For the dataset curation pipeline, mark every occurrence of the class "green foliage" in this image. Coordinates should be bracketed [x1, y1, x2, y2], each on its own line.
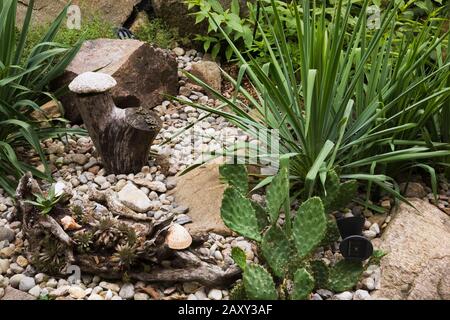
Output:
[20, 15, 115, 60]
[184, 0, 254, 59]
[327, 260, 364, 292]
[261, 225, 292, 277]
[231, 246, 247, 270]
[369, 249, 388, 265]
[220, 162, 367, 299]
[265, 165, 289, 223]
[292, 197, 327, 259]
[0, 0, 84, 195]
[24, 185, 62, 215]
[292, 268, 315, 300]
[243, 263, 278, 300]
[310, 260, 329, 289]
[322, 170, 358, 212]
[133, 17, 179, 49]
[221, 187, 262, 241]
[181, 0, 450, 203]
[219, 163, 248, 194]
[229, 280, 248, 300]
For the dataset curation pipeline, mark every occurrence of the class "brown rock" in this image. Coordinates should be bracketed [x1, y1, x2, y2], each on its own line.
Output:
[372, 199, 450, 300]
[53, 39, 178, 122]
[190, 61, 222, 94]
[169, 164, 231, 236]
[16, 0, 140, 28]
[1, 287, 36, 300]
[30, 100, 62, 125]
[399, 182, 427, 198]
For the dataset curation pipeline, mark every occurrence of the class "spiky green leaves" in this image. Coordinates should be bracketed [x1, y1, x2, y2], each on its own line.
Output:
[243, 264, 278, 300]
[219, 164, 248, 194]
[261, 225, 292, 277]
[327, 260, 364, 292]
[221, 187, 262, 241]
[291, 268, 314, 300]
[266, 166, 289, 223]
[292, 197, 327, 259]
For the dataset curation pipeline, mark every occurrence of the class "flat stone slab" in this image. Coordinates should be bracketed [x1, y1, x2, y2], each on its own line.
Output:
[169, 164, 232, 237]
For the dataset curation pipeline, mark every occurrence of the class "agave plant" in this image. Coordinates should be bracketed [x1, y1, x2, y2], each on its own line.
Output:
[0, 0, 84, 195]
[177, 0, 450, 201]
[24, 185, 63, 215]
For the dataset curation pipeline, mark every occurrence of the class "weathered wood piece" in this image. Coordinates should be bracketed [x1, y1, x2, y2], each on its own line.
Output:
[69, 72, 162, 174]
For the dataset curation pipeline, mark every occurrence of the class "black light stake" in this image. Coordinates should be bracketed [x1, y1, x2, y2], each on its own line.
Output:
[337, 216, 373, 261]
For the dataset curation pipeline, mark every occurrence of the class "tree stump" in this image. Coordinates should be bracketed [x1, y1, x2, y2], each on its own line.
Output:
[68, 72, 162, 174]
[14, 173, 241, 287]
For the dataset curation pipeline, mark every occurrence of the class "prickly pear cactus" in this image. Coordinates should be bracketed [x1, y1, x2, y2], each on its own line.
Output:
[310, 260, 329, 289]
[291, 268, 315, 300]
[231, 246, 247, 270]
[320, 218, 341, 246]
[266, 166, 289, 223]
[219, 164, 248, 194]
[261, 225, 292, 277]
[322, 170, 358, 212]
[243, 264, 278, 300]
[292, 197, 327, 259]
[327, 260, 364, 292]
[229, 281, 247, 300]
[221, 187, 262, 241]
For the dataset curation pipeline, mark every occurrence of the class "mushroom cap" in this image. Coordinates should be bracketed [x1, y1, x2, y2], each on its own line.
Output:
[68, 72, 117, 94]
[165, 223, 192, 250]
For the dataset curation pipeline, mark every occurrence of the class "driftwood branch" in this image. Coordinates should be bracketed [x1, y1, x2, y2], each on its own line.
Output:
[14, 173, 241, 288]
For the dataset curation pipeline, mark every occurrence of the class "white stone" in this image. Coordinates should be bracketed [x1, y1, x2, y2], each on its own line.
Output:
[208, 289, 222, 300]
[118, 183, 152, 212]
[362, 277, 375, 291]
[69, 286, 86, 299]
[69, 72, 117, 94]
[353, 289, 371, 300]
[370, 223, 380, 234]
[88, 293, 104, 300]
[333, 291, 353, 300]
[134, 292, 149, 300]
[28, 285, 41, 298]
[19, 276, 35, 291]
[119, 283, 135, 299]
[0, 259, 10, 274]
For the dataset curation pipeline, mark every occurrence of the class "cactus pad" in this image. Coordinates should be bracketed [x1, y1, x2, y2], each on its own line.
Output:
[219, 164, 248, 194]
[292, 197, 327, 259]
[243, 264, 278, 300]
[327, 260, 364, 292]
[266, 166, 289, 223]
[261, 225, 292, 277]
[291, 268, 314, 300]
[221, 187, 262, 241]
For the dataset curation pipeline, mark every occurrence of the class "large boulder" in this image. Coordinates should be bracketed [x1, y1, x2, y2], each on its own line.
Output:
[151, 0, 253, 37]
[169, 164, 232, 237]
[372, 198, 450, 300]
[53, 39, 178, 123]
[16, 0, 140, 28]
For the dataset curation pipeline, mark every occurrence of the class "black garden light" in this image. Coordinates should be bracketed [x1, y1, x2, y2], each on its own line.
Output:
[337, 216, 373, 261]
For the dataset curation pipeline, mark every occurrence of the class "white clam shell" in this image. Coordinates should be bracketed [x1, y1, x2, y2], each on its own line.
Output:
[165, 223, 192, 250]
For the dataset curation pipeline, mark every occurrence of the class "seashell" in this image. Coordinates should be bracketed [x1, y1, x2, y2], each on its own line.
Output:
[165, 223, 192, 250]
[61, 215, 82, 231]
